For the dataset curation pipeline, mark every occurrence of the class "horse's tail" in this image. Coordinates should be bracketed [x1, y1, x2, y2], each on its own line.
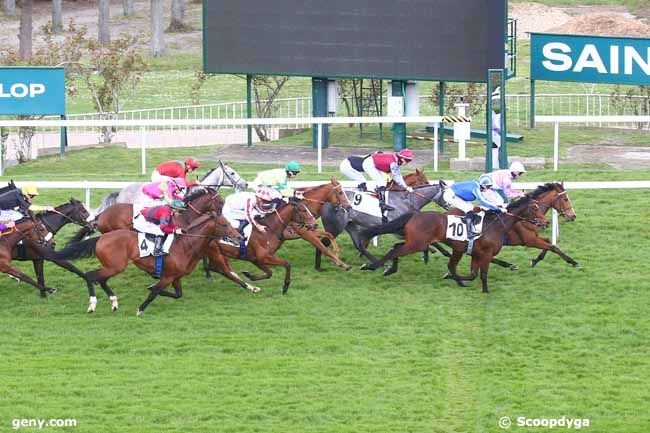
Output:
[361, 212, 414, 239]
[94, 192, 119, 215]
[50, 237, 100, 261]
[66, 224, 97, 247]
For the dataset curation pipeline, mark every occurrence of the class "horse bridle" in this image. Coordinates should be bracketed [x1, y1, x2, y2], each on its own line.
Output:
[537, 190, 574, 217]
[300, 183, 349, 210]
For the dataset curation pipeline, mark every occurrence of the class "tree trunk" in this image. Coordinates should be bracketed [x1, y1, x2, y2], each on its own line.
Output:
[52, 0, 63, 33]
[2, 0, 16, 16]
[18, 0, 33, 61]
[150, 0, 166, 57]
[122, 0, 134, 16]
[168, 0, 187, 32]
[98, 0, 110, 45]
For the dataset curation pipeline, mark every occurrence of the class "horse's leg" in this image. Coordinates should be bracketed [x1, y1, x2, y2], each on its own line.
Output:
[158, 279, 184, 298]
[202, 256, 214, 280]
[48, 258, 95, 285]
[246, 256, 292, 294]
[442, 249, 468, 287]
[452, 255, 479, 283]
[348, 228, 381, 267]
[0, 260, 57, 296]
[206, 252, 261, 293]
[526, 236, 581, 268]
[479, 258, 492, 293]
[138, 277, 174, 315]
[531, 250, 548, 267]
[382, 245, 404, 276]
[314, 228, 342, 272]
[297, 228, 351, 271]
[361, 237, 427, 272]
[98, 279, 119, 312]
[430, 243, 452, 258]
[33, 259, 45, 287]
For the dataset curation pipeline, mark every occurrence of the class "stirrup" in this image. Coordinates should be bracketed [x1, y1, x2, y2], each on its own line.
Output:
[380, 203, 395, 212]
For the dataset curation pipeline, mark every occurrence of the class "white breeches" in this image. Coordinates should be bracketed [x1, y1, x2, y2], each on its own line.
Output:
[339, 159, 368, 183]
[443, 189, 474, 213]
[132, 214, 164, 236]
[361, 157, 387, 188]
[151, 170, 173, 183]
[0, 209, 24, 222]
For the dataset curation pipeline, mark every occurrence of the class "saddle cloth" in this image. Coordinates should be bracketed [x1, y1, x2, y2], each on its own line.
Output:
[446, 212, 485, 242]
[137, 233, 174, 258]
[344, 189, 390, 218]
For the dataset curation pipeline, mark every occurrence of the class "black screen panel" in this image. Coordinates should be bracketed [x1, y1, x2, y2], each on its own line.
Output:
[204, 0, 506, 82]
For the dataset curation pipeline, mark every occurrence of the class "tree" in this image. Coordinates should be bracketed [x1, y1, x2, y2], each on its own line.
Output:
[150, 0, 166, 56]
[52, 0, 63, 33]
[2, 0, 16, 16]
[18, 0, 33, 60]
[168, 0, 189, 32]
[122, 0, 135, 16]
[98, 0, 110, 44]
[191, 73, 290, 142]
[611, 85, 650, 129]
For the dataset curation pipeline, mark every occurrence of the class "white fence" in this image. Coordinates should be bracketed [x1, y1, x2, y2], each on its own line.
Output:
[44, 93, 650, 131]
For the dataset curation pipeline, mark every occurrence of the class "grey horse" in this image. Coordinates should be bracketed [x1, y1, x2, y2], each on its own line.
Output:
[315, 183, 446, 270]
[92, 160, 248, 215]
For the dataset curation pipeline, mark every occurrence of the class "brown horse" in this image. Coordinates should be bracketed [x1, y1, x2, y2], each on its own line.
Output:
[0, 217, 56, 297]
[361, 199, 547, 293]
[68, 186, 224, 242]
[206, 199, 318, 294]
[430, 182, 579, 271]
[47, 211, 241, 314]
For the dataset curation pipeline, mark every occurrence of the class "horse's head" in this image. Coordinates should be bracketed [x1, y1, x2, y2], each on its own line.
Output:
[551, 183, 576, 222]
[201, 161, 248, 192]
[328, 178, 351, 209]
[184, 187, 224, 215]
[289, 200, 318, 230]
[411, 168, 430, 187]
[62, 198, 91, 224]
[211, 212, 242, 240]
[519, 200, 549, 229]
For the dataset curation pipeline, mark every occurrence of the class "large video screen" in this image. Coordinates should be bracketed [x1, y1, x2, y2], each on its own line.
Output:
[203, 0, 506, 82]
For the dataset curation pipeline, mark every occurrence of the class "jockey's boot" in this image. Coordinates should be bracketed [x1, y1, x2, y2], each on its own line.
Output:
[465, 211, 479, 239]
[376, 186, 394, 212]
[357, 182, 367, 192]
[153, 236, 165, 256]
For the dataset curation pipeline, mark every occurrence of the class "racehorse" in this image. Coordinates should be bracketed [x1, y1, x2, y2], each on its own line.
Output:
[93, 160, 247, 215]
[361, 199, 547, 293]
[429, 182, 579, 270]
[68, 186, 224, 243]
[13, 199, 92, 290]
[316, 169, 444, 270]
[46, 211, 242, 315]
[202, 178, 354, 280]
[0, 217, 57, 296]
[205, 199, 318, 294]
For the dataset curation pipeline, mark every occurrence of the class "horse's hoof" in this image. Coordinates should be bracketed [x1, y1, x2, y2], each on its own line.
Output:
[530, 260, 538, 268]
[442, 272, 452, 280]
[343, 265, 352, 271]
[242, 271, 253, 279]
[110, 296, 119, 312]
[359, 264, 375, 271]
[574, 263, 582, 270]
[87, 307, 95, 314]
[509, 264, 519, 271]
[282, 284, 290, 295]
[136, 309, 144, 316]
[314, 268, 323, 273]
[205, 274, 214, 281]
[47, 287, 57, 294]
[383, 268, 396, 277]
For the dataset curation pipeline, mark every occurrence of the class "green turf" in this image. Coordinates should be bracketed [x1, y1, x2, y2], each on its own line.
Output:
[1, 149, 649, 432]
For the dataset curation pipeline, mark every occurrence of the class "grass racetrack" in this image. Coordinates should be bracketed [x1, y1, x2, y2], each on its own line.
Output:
[1, 152, 649, 432]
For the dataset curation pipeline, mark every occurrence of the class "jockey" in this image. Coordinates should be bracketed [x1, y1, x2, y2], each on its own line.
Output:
[151, 158, 201, 185]
[137, 200, 186, 256]
[138, 177, 187, 210]
[222, 186, 282, 241]
[251, 161, 303, 199]
[0, 184, 55, 224]
[443, 175, 506, 238]
[485, 161, 526, 201]
[361, 149, 414, 213]
[339, 154, 372, 191]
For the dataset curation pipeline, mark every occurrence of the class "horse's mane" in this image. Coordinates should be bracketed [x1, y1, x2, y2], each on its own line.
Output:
[507, 182, 560, 211]
[184, 186, 210, 202]
[199, 168, 215, 182]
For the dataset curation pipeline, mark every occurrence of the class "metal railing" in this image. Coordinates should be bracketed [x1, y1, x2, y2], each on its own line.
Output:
[44, 93, 650, 132]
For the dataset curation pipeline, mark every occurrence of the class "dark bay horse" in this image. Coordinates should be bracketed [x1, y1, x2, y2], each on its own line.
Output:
[205, 200, 318, 294]
[430, 182, 579, 270]
[46, 212, 241, 315]
[13, 199, 91, 290]
[361, 200, 547, 293]
[315, 169, 442, 270]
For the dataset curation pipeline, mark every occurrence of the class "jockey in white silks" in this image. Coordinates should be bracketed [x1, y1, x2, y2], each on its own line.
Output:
[222, 186, 282, 241]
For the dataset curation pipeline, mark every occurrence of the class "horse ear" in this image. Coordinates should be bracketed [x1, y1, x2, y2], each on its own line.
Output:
[416, 168, 422, 174]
